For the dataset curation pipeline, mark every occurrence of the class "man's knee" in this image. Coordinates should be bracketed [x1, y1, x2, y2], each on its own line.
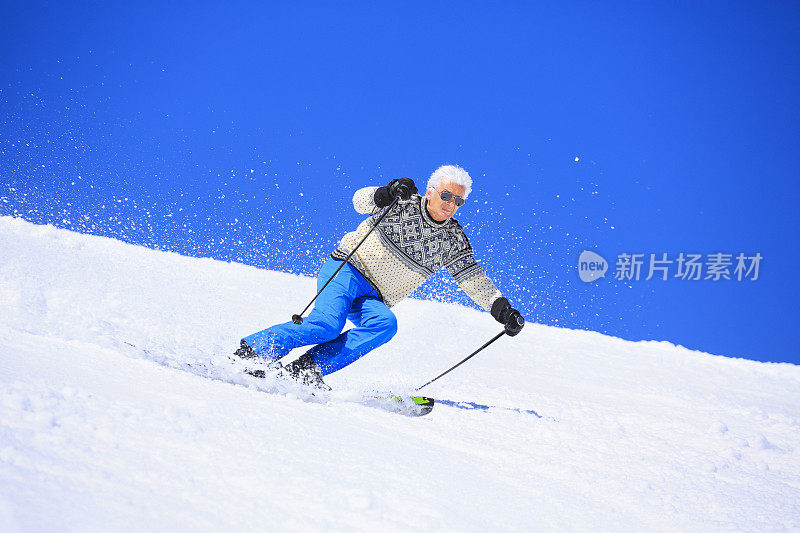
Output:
[307, 312, 347, 341]
[376, 311, 398, 342]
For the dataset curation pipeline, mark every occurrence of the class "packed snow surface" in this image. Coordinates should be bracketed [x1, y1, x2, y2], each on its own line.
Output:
[1, 216, 799, 531]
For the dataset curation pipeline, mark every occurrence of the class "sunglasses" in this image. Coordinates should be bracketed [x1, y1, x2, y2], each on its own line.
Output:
[432, 187, 465, 206]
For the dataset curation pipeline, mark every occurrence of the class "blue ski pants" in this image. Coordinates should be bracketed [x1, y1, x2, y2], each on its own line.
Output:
[242, 258, 397, 376]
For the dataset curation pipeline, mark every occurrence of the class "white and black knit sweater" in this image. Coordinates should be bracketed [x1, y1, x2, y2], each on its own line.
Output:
[331, 186, 503, 311]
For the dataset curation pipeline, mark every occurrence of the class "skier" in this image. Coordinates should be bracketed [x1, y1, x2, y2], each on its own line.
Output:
[235, 164, 524, 389]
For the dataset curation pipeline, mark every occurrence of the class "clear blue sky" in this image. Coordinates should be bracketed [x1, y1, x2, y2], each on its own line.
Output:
[2, 1, 798, 364]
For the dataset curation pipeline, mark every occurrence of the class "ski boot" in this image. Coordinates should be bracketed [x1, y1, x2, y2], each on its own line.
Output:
[284, 353, 332, 391]
[232, 340, 281, 378]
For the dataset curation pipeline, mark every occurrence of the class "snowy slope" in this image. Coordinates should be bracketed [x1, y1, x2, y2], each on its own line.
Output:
[1, 215, 799, 532]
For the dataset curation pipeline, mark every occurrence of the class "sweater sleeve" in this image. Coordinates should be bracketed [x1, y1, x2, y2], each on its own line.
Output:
[446, 254, 503, 312]
[352, 186, 380, 214]
[444, 226, 503, 312]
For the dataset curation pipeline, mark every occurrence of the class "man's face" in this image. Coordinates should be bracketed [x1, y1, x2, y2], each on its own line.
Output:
[425, 178, 466, 222]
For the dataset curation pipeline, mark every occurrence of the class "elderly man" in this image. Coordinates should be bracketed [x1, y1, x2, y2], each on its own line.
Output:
[235, 164, 524, 389]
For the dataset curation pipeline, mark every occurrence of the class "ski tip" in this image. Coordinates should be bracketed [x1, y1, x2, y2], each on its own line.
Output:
[370, 394, 435, 416]
[411, 396, 434, 415]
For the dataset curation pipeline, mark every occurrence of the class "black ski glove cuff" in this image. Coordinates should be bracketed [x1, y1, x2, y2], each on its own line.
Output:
[491, 297, 512, 323]
[374, 182, 395, 208]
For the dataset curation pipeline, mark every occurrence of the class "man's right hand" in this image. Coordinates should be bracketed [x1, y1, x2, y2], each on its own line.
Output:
[374, 178, 418, 207]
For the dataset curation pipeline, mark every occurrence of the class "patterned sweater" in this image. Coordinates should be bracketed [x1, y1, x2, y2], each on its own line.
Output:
[331, 186, 503, 311]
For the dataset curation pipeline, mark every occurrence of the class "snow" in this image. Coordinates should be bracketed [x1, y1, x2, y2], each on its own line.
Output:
[1, 215, 799, 531]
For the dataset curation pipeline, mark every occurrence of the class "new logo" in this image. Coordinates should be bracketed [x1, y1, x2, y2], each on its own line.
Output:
[578, 250, 608, 283]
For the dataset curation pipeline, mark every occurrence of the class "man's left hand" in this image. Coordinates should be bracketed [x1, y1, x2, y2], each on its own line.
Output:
[491, 297, 525, 337]
[503, 309, 524, 336]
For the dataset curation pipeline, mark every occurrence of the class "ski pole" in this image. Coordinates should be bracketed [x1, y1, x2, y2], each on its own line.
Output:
[416, 330, 508, 391]
[292, 197, 399, 325]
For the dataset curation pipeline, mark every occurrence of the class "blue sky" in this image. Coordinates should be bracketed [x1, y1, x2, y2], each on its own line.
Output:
[2, 1, 799, 364]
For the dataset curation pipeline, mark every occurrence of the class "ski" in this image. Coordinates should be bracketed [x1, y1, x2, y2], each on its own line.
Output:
[122, 342, 549, 419]
[369, 394, 435, 417]
[122, 342, 434, 416]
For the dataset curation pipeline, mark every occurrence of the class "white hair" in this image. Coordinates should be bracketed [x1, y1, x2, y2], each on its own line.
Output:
[427, 164, 473, 199]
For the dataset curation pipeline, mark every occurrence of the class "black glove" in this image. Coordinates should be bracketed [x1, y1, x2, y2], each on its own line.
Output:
[491, 297, 525, 337]
[374, 178, 418, 207]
